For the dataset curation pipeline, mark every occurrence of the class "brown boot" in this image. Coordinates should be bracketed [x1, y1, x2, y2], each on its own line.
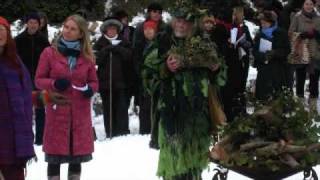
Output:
[48, 176, 60, 180]
[68, 174, 80, 180]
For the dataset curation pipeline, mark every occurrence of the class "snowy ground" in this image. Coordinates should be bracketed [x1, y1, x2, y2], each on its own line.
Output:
[25, 67, 320, 180]
[17, 10, 320, 180]
[25, 122, 320, 180]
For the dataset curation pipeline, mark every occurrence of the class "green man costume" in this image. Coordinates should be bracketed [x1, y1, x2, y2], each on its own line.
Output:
[142, 7, 226, 179]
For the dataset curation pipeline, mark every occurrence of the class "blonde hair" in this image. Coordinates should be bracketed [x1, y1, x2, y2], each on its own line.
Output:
[53, 14, 94, 61]
[233, 6, 244, 24]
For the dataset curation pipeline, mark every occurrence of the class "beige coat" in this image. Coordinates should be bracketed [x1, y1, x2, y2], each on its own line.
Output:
[289, 10, 320, 63]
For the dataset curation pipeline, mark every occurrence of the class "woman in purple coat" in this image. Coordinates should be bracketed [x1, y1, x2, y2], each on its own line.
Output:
[0, 16, 35, 180]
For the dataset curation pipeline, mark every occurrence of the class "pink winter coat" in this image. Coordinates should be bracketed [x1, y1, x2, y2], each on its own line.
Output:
[35, 46, 98, 156]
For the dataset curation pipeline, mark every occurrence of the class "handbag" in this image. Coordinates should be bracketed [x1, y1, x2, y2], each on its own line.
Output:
[208, 84, 227, 130]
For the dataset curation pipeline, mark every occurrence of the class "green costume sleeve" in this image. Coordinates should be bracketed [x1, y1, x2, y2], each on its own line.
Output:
[142, 42, 171, 95]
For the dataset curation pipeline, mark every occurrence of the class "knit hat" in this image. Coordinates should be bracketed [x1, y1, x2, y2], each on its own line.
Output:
[0, 16, 10, 30]
[100, 17, 123, 33]
[258, 11, 278, 24]
[25, 12, 41, 24]
[147, 2, 163, 12]
[143, 20, 158, 31]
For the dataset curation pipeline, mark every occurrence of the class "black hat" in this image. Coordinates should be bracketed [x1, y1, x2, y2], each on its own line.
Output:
[147, 2, 163, 12]
[100, 17, 123, 33]
[25, 12, 41, 24]
[114, 9, 129, 19]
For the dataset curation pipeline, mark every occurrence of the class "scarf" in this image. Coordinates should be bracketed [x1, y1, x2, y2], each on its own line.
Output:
[262, 23, 278, 39]
[57, 37, 81, 70]
[104, 34, 119, 41]
[302, 9, 317, 19]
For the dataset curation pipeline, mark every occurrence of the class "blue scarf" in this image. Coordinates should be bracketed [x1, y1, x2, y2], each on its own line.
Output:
[261, 23, 278, 39]
[57, 37, 81, 70]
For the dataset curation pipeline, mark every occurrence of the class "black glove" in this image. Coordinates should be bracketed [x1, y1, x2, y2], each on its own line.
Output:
[82, 86, 94, 98]
[265, 50, 274, 62]
[54, 78, 70, 91]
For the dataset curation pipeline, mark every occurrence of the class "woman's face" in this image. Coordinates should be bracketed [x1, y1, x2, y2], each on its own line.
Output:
[144, 28, 156, 40]
[203, 21, 214, 31]
[149, 10, 162, 22]
[304, 0, 315, 13]
[62, 19, 82, 41]
[105, 25, 118, 38]
[0, 25, 7, 47]
[260, 19, 272, 29]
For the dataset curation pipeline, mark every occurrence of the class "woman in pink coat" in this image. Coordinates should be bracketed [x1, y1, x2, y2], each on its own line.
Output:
[35, 14, 98, 180]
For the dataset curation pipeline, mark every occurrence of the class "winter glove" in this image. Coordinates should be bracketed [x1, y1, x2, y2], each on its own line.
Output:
[54, 78, 71, 91]
[82, 86, 94, 98]
[49, 91, 70, 105]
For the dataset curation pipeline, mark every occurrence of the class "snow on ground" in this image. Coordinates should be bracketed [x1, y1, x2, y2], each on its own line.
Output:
[18, 11, 320, 180]
[25, 67, 320, 180]
[25, 136, 320, 180]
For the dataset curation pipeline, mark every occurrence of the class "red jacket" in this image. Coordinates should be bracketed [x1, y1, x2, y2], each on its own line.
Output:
[35, 47, 98, 156]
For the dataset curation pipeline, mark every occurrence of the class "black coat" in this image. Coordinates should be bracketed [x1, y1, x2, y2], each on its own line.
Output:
[93, 36, 134, 93]
[120, 25, 135, 45]
[253, 27, 291, 100]
[15, 30, 50, 83]
[220, 23, 253, 121]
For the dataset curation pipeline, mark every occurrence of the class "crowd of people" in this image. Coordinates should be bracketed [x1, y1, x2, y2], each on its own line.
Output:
[1, 0, 320, 179]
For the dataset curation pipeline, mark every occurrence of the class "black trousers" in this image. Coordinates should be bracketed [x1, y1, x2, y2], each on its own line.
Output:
[35, 107, 45, 145]
[295, 66, 320, 98]
[138, 93, 152, 134]
[100, 89, 130, 137]
[47, 163, 81, 176]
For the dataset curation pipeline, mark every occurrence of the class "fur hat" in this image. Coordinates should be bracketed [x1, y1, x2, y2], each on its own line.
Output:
[25, 12, 41, 24]
[0, 16, 10, 30]
[100, 17, 123, 33]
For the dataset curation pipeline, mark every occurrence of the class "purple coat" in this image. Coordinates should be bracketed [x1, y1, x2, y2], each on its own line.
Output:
[0, 57, 35, 165]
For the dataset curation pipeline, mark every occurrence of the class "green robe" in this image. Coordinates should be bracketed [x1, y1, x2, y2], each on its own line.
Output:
[142, 35, 226, 179]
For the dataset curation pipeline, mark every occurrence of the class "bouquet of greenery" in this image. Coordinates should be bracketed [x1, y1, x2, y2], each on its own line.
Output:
[168, 35, 223, 69]
[211, 89, 320, 171]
